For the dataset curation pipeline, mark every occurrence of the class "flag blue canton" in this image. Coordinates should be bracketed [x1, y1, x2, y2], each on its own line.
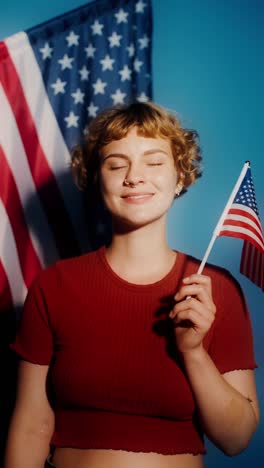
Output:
[27, 0, 152, 151]
[234, 168, 259, 217]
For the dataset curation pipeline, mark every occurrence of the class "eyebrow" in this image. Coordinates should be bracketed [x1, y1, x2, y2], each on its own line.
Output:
[102, 148, 169, 162]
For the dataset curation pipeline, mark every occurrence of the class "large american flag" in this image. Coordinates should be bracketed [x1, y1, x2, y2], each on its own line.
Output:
[218, 164, 264, 291]
[0, 0, 152, 312]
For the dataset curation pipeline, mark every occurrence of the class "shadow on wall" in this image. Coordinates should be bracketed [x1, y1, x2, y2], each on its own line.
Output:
[0, 170, 112, 467]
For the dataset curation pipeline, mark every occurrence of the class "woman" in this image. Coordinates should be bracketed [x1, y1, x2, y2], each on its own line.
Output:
[5, 102, 259, 468]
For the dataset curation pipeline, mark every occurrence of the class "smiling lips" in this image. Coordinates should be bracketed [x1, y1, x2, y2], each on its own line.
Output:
[121, 192, 154, 204]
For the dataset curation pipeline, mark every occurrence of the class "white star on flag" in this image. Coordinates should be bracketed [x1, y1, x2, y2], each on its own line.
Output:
[79, 65, 90, 81]
[135, 0, 147, 13]
[197, 163, 264, 291]
[137, 91, 149, 102]
[66, 31, 80, 46]
[51, 78, 67, 95]
[100, 54, 115, 71]
[134, 58, 143, 72]
[115, 8, 129, 23]
[92, 78, 107, 94]
[126, 43, 135, 57]
[138, 34, 150, 49]
[87, 102, 99, 117]
[64, 111, 79, 128]
[91, 19, 104, 35]
[71, 88, 85, 104]
[39, 42, 53, 59]
[111, 88, 127, 104]
[85, 43, 96, 58]
[58, 54, 74, 70]
[108, 31, 122, 48]
[119, 65, 132, 81]
[0, 0, 152, 317]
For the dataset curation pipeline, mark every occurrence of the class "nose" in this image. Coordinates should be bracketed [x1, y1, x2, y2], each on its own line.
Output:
[124, 162, 145, 186]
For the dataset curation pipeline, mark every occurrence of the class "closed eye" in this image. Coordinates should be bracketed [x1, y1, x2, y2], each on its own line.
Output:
[109, 165, 127, 170]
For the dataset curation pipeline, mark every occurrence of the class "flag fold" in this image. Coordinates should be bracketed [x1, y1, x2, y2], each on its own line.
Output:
[0, 0, 152, 310]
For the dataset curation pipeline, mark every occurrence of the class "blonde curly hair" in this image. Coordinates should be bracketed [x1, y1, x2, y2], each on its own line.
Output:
[71, 101, 202, 195]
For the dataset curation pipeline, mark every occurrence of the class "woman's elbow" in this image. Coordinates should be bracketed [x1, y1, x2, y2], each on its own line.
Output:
[221, 439, 251, 457]
[218, 426, 258, 457]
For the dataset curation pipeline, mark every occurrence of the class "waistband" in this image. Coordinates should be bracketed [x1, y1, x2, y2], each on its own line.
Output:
[51, 409, 206, 455]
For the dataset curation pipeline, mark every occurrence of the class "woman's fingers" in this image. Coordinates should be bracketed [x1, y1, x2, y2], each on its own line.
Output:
[175, 285, 210, 305]
[170, 296, 215, 322]
[170, 274, 216, 353]
[172, 308, 213, 330]
[174, 274, 216, 312]
[182, 274, 212, 294]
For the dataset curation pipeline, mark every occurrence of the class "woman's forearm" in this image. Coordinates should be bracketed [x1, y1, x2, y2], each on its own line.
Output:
[5, 420, 52, 468]
[181, 346, 258, 456]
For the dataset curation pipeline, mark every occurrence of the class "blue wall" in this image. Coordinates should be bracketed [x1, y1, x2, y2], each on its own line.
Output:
[1, 1, 263, 466]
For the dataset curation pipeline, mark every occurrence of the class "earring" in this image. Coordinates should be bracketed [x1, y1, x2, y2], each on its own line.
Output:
[175, 184, 183, 196]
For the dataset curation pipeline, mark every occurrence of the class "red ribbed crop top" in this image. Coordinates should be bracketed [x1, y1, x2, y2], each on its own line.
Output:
[11, 247, 257, 455]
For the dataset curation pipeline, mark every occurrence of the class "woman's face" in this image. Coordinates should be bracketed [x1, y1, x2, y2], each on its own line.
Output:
[99, 126, 179, 229]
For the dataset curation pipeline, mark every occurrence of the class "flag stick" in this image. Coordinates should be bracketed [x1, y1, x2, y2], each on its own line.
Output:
[197, 161, 250, 274]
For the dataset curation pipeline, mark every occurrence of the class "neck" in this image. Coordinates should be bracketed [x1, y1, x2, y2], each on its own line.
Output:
[105, 219, 176, 284]
[110, 218, 170, 258]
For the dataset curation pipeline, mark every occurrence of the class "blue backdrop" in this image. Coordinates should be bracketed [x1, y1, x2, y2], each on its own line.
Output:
[1, 0, 263, 466]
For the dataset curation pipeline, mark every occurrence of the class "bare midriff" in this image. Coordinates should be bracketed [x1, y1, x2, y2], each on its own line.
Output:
[52, 448, 205, 468]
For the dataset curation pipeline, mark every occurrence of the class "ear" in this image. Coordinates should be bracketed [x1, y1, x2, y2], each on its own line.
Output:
[175, 182, 183, 196]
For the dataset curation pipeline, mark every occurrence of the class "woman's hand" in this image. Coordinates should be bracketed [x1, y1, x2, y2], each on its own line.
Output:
[169, 274, 216, 354]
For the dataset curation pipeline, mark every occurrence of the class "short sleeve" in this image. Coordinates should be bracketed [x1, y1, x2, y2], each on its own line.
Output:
[207, 269, 257, 374]
[10, 276, 53, 365]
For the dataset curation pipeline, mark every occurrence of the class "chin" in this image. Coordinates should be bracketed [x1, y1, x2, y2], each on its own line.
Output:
[113, 213, 165, 232]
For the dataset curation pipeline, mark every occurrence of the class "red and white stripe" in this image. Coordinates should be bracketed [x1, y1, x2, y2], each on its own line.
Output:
[241, 241, 264, 291]
[0, 32, 88, 308]
[218, 204, 264, 254]
[0, 199, 28, 306]
[0, 85, 59, 269]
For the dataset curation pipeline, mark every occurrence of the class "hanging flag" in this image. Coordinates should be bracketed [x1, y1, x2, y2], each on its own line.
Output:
[0, 0, 152, 311]
[217, 163, 264, 290]
[197, 162, 264, 291]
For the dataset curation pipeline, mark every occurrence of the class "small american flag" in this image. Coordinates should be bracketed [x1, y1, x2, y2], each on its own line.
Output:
[0, 0, 152, 312]
[218, 164, 264, 291]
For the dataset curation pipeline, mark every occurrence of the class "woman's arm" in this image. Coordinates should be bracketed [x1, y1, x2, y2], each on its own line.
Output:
[181, 349, 259, 455]
[5, 360, 54, 468]
[170, 274, 259, 456]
